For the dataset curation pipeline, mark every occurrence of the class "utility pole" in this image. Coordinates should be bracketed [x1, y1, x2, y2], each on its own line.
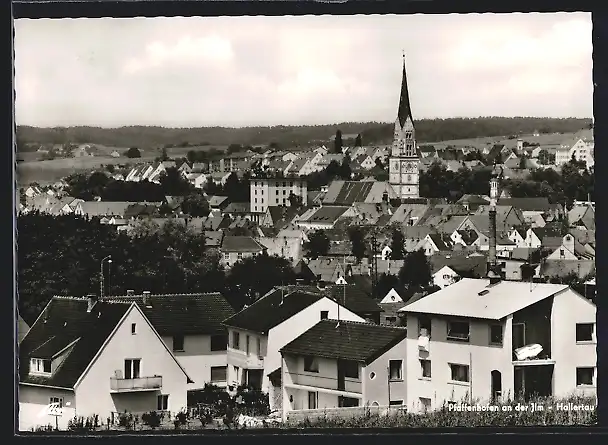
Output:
[370, 233, 379, 297]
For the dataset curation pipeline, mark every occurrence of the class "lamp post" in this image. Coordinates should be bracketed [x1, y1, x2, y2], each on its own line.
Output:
[100, 255, 112, 299]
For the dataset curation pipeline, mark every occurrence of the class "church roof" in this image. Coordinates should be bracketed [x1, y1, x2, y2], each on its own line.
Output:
[397, 55, 414, 128]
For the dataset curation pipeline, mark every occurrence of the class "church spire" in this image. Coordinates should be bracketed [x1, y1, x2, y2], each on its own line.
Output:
[397, 53, 414, 128]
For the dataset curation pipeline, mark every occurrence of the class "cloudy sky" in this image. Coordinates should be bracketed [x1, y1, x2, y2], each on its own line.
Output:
[14, 13, 592, 128]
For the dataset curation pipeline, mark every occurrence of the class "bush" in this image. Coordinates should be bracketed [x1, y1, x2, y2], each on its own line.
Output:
[67, 415, 99, 432]
[118, 411, 135, 429]
[141, 411, 162, 429]
[235, 385, 270, 417]
[33, 424, 54, 432]
[173, 410, 188, 430]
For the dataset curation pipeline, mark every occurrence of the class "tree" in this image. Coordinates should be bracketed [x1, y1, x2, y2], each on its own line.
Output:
[338, 156, 352, 180]
[518, 155, 527, 169]
[126, 147, 141, 158]
[227, 144, 243, 155]
[537, 149, 551, 165]
[288, 192, 303, 208]
[305, 230, 330, 259]
[181, 193, 210, 217]
[398, 249, 432, 291]
[159, 167, 194, 196]
[347, 226, 366, 262]
[159, 147, 169, 161]
[389, 229, 405, 260]
[226, 254, 297, 308]
[354, 134, 362, 147]
[334, 130, 343, 154]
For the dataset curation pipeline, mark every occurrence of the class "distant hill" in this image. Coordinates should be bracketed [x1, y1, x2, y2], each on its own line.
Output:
[16, 117, 591, 151]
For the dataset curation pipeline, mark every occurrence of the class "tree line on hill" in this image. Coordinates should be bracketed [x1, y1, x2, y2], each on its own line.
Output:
[16, 117, 591, 151]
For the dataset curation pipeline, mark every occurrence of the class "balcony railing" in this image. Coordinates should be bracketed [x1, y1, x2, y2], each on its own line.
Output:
[110, 376, 162, 392]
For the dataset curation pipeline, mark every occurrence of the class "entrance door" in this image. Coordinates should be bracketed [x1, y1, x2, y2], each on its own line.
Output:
[491, 370, 502, 402]
[514, 367, 525, 400]
[337, 360, 346, 391]
[308, 391, 317, 409]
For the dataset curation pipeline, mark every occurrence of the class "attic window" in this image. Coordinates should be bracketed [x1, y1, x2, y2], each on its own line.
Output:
[30, 358, 51, 375]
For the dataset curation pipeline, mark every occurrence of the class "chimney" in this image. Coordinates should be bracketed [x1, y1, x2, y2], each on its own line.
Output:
[142, 291, 151, 307]
[126, 289, 134, 296]
[86, 294, 97, 313]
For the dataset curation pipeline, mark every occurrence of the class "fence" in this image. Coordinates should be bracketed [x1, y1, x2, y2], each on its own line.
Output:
[286, 405, 407, 423]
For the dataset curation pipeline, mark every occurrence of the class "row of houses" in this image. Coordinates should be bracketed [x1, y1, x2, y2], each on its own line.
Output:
[18, 273, 597, 429]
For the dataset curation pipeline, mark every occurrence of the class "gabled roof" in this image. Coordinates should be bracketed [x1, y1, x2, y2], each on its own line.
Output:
[427, 233, 453, 251]
[280, 319, 407, 365]
[103, 293, 234, 336]
[19, 297, 132, 388]
[301, 205, 349, 224]
[429, 252, 487, 277]
[78, 201, 134, 217]
[223, 289, 325, 333]
[223, 202, 250, 214]
[221, 235, 265, 252]
[498, 197, 552, 212]
[400, 278, 570, 320]
[326, 284, 383, 314]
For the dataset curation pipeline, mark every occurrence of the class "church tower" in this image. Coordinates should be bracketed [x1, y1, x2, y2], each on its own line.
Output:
[389, 54, 420, 200]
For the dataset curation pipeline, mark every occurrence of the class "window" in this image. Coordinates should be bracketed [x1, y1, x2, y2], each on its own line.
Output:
[385, 316, 397, 325]
[308, 391, 317, 409]
[343, 360, 359, 379]
[389, 360, 403, 381]
[224, 252, 230, 260]
[490, 324, 503, 346]
[419, 316, 431, 337]
[447, 320, 470, 342]
[320, 310, 329, 320]
[420, 398, 431, 413]
[173, 335, 185, 352]
[339, 396, 359, 407]
[49, 397, 63, 408]
[576, 323, 595, 342]
[131, 323, 136, 334]
[304, 356, 319, 373]
[389, 400, 403, 406]
[256, 337, 262, 356]
[576, 367, 595, 386]
[124, 359, 141, 379]
[246, 335, 250, 354]
[276, 198, 279, 204]
[450, 364, 470, 383]
[237, 253, 243, 261]
[560, 249, 565, 258]
[157, 394, 169, 411]
[232, 332, 240, 349]
[420, 359, 431, 378]
[254, 198, 257, 203]
[30, 358, 51, 374]
[211, 335, 228, 351]
[211, 366, 227, 382]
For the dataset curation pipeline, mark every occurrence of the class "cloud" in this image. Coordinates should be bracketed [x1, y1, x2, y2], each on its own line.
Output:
[123, 35, 234, 74]
[13, 13, 593, 127]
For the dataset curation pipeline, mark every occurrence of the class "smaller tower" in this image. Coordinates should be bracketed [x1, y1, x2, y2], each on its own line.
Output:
[487, 163, 502, 283]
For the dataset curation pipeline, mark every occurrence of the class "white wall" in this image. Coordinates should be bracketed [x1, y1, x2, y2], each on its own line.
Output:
[162, 334, 227, 390]
[265, 298, 365, 395]
[405, 314, 513, 413]
[19, 386, 75, 432]
[75, 306, 189, 420]
[551, 289, 597, 398]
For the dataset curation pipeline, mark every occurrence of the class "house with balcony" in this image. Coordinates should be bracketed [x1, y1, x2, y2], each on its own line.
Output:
[102, 291, 235, 392]
[222, 288, 366, 412]
[280, 319, 408, 422]
[18, 296, 192, 431]
[399, 278, 596, 413]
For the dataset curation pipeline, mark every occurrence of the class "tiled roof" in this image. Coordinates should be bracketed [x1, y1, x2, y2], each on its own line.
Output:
[498, 198, 552, 212]
[78, 201, 135, 217]
[223, 289, 325, 333]
[323, 181, 395, 205]
[326, 284, 383, 315]
[429, 252, 487, 277]
[103, 293, 234, 336]
[208, 195, 228, 208]
[19, 297, 132, 388]
[223, 202, 250, 214]
[280, 320, 407, 365]
[301, 206, 349, 224]
[221, 235, 265, 252]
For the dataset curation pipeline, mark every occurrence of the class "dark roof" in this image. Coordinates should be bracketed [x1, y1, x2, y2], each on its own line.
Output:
[280, 319, 407, 364]
[223, 202, 250, 214]
[327, 182, 374, 205]
[326, 284, 383, 315]
[293, 260, 317, 281]
[268, 206, 300, 230]
[223, 289, 325, 333]
[430, 252, 488, 278]
[19, 297, 131, 388]
[498, 197, 552, 212]
[103, 292, 234, 336]
[304, 206, 349, 223]
[397, 57, 414, 127]
[221, 235, 266, 252]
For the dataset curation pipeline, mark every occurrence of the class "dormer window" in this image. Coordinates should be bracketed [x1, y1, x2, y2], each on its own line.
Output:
[30, 358, 51, 375]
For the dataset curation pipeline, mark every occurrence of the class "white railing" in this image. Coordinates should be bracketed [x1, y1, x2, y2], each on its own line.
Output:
[110, 376, 162, 392]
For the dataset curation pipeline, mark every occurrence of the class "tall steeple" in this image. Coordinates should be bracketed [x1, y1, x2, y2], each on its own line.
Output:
[397, 52, 413, 128]
[389, 52, 420, 201]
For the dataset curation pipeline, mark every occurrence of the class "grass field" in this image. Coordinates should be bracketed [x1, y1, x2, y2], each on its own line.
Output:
[430, 129, 592, 151]
[15, 143, 229, 186]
